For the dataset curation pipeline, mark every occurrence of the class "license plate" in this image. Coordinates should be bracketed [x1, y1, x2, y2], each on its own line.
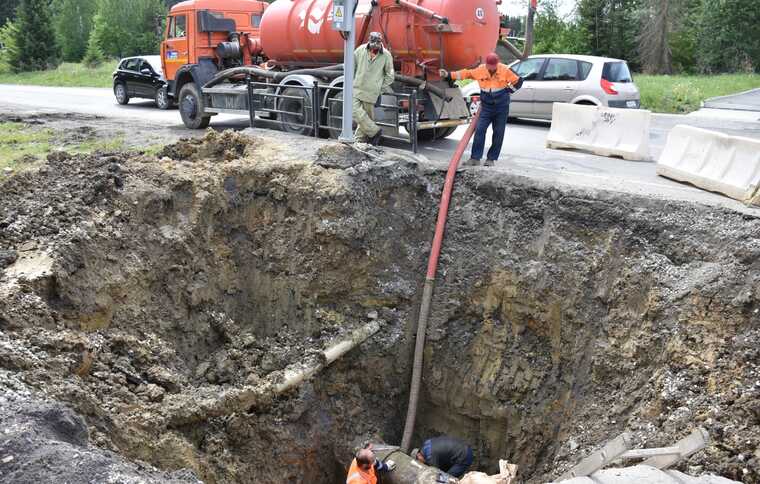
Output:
[626, 100, 637, 108]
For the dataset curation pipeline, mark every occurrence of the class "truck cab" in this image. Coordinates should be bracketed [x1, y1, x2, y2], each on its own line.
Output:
[161, 0, 268, 99]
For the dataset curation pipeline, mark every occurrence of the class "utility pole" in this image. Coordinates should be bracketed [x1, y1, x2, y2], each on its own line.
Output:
[332, 0, 356, 143]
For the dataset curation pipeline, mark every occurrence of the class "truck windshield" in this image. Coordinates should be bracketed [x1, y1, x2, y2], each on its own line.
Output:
[602, 62, 632, 83]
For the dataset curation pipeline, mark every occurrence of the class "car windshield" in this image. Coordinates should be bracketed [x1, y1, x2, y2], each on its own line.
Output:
[603, 62, 632, 83]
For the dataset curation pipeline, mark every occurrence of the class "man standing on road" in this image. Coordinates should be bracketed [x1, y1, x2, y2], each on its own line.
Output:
[440, 53, 522, 166]
[411, 435, 474, 478]
[353, 32, 395, 146]
[346, 446, 395, 484]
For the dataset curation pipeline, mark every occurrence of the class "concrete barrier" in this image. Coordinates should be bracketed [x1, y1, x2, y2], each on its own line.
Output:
[546, 103, 652, 161]
[656, 125, 760, 204]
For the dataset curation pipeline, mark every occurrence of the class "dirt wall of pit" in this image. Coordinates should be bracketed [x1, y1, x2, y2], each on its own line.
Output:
[1, 130, 757, 483]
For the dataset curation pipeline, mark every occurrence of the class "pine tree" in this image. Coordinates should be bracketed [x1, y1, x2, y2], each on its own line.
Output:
[698, 0, 760, 73]
[54, 0, 96, 62]
[638, 0, 673, 74]
[0, 0, 20, 27]
[13, 0, 60, 71]
[0, 21, 21, 72]
[82, 13, 106, 67]
[577, 0, 641, 70]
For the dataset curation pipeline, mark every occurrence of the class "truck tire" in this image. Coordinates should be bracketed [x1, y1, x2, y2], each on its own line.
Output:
[278, 87, 314, 136]
[325, 88, 344, 139]
[179, 83, 211, 129]
[114, 83, 129, 105]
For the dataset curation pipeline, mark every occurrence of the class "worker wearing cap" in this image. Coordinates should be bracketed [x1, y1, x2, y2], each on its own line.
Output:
[411, 436, 474, 478]
[352, 32, 395, 146]
[346, 446, 395, 484]
[440, 53, 523, 166]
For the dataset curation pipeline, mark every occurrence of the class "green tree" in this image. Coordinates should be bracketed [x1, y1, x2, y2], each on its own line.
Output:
[533, 0, 586, 55]
[698, 0, 760, 73]
[0, 0, 20, 27]
[638, 0, 674, 73]
[12, 0, 60, 71]
[668, 0, 701, 74]
[577, 0, 641, 69]
[0, 20, 21, 73]
[82, 12, 106, 67]
[53, 0, 96, 62]
[86, 0, 166, 59]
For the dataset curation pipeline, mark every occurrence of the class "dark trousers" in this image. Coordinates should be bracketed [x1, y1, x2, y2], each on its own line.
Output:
[447, 446, 474, 478]
[471, 90, 510, 161]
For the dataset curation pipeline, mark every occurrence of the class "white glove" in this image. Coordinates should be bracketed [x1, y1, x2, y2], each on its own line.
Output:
[439, 69, 450, 79]
[386, 459, 396, 471]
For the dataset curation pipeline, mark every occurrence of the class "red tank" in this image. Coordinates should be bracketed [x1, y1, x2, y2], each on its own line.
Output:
[259, 0, 500, 76]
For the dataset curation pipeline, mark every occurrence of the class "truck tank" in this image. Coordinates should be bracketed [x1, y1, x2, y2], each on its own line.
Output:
[259, 0, 500, 76]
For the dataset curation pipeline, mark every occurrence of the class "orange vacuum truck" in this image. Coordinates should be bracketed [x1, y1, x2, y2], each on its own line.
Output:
[160, 0, 535, 146]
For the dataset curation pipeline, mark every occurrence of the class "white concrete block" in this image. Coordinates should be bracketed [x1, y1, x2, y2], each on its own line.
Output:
[656, 125, 760, 204]
[546, 103, 652, 161]
[548, 465, 740, 484]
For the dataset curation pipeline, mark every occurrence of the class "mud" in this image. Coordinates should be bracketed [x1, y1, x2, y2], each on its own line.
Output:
[0, 126, 758, 484]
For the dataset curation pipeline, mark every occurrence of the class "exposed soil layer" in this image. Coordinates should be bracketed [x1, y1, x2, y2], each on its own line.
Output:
[0, 128, 758, 484]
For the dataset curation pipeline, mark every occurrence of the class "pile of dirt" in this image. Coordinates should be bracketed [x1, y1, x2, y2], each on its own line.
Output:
[0, 128, 758, 484]
[0, 371, 201, 484]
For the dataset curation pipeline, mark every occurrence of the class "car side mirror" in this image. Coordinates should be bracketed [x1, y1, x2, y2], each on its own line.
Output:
[141, 68, 152, 75]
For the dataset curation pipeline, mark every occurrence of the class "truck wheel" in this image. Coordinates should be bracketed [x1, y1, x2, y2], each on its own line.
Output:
[155, 86, 171, 110]
[179, 83, 211, 129]
[114, 83, 129, 105]
[325, 88, 344, 139]
[278, 87, 314, 136]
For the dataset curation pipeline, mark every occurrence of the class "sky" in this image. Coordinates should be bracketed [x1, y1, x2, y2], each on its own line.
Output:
[499, 0, 576, 19]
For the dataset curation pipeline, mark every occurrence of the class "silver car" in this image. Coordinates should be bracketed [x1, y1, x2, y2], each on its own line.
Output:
[461, 54, 641, 120]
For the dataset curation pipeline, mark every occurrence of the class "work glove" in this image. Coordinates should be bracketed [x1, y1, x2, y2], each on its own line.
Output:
[439, 69, 450, 80]
[509, 76, 524, 93]
[386, 459, 396, 471]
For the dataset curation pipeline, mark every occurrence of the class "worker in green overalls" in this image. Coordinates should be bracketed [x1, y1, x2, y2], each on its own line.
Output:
[352, 32, 395, 145]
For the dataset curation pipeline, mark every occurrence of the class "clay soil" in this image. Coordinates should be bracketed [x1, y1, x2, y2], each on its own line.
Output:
[0, 117, 758, 484]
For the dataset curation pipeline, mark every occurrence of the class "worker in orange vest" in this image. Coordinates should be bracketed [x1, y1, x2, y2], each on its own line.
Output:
[440, 52, 523, 167]
[346, 446, 395, 484]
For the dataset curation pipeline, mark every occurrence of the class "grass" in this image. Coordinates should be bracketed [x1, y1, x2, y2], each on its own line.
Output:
[0, 62, 116, 88]
[0, 122, 126, 180]
[0, 123, 53, 176]
[635, 73, 760, 113]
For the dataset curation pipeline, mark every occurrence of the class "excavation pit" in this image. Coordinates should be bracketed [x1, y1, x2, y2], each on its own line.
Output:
[0, 129, 758, 484]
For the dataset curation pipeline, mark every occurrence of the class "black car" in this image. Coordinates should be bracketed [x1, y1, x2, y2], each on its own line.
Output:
[113, 56, 172, 110]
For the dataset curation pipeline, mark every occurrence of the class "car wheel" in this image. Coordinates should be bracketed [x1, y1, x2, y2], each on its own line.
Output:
[155, 86, 171, 110]
[114, 83, 129, 105]
[469, 98, 481, 117]
[179, 83, 211, 129]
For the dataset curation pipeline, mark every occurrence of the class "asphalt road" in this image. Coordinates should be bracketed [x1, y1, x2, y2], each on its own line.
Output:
[703, 87, 760, 112]
[2, 84, 760, 215]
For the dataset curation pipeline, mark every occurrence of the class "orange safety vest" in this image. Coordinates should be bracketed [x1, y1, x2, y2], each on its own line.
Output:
[451, 63, 520, 91]
[346, 458, 377, 484]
